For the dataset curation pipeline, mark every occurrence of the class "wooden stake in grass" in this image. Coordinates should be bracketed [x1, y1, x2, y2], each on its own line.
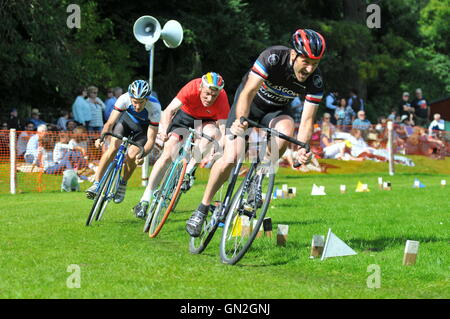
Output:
[282, 184, 288, 198]
[403, 240, 419, 266]
[263, 218, 272, 237]
[441, 180, 446, 187]
[310, 235, 325, 258]
[378, 177, 383, 190]
[276, 189, 283, 199]
[340, 185, 346, 194]
[241, 216, 251, 237]
[277, 224, 288, 247]
[288, 187, 296, 198]
[254, 220, 263, 238]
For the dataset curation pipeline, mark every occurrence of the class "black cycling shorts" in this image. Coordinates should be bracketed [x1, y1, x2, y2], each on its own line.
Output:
[226, 82, 292, 131]
[167, 109, 215, 138]
[112, 111, 151, 147]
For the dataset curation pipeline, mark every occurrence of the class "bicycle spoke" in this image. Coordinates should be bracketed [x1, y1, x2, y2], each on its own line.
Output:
[149, 158, 187, 238]
[220, 162, 275, 265]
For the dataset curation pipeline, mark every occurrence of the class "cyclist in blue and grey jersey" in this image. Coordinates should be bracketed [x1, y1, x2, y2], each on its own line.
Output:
[85, 80, 161, 203]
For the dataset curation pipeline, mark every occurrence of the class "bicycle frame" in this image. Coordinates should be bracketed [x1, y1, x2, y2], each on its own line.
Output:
[192, 116, 307, 257]
[96, 139, 130, 199]
[208, 130, 266, 229]
[86, 132, 144, 226]
[157, 130, 194, 194]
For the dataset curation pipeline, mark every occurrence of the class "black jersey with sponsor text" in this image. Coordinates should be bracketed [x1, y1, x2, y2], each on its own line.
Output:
[246, 45, 324, 109]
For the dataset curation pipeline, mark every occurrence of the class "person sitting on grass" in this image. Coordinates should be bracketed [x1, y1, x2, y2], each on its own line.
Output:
[32, 126, 82, 174]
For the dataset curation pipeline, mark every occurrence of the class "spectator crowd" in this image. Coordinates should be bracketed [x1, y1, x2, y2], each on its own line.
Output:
[0, 85, 123, 178]
[0, 85, 448, 180]
[280, 87, 448, 171]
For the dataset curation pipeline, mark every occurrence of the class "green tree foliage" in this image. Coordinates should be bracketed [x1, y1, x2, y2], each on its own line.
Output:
[1, 0, 448, 123]
[418, 0, 450, 93]
[0, 0, 135, 120]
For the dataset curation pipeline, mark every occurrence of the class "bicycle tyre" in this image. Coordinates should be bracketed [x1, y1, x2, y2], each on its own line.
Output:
[219, 165, 275, 265]
[143, 194, 159, 233]
[96, 164, 121, 222]
[148, 159, 187, 238]
[190, 165, 242, 254]
[85, 162, 115, 226]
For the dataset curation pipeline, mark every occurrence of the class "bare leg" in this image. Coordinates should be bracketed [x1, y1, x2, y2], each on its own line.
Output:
[94, 138, 121, 182]
[266, 115, 295, 165]
[140, 135, 181, 202]
[200, 135, 245, 205]
[188, 123, 221, 173]
[122, 145, 141, 182]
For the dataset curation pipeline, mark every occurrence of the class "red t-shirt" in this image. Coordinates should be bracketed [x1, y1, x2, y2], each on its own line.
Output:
[176, 78, 230, 120]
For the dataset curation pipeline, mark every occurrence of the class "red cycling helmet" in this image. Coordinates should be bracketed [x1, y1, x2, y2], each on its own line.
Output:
[291, 29, 326, 60]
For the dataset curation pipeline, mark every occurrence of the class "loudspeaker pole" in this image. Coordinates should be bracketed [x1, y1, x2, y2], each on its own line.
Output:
[142, 44, 154, 187]
[133, 15, 183, 187]
[145, 44, 155, 91]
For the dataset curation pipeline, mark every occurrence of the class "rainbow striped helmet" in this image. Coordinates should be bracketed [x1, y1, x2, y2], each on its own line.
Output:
[201, 72, 225, 91]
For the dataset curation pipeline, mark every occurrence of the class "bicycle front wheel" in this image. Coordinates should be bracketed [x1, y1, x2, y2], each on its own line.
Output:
[219, 163, 275, 265]
[148, 158, 187, 238]
[85, 162, 116, 226]
[96, 165, 121, 222]
[143, 193, 159, 233]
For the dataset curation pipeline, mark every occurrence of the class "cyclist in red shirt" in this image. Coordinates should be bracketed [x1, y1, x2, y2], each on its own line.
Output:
[132, 72, 230, 218]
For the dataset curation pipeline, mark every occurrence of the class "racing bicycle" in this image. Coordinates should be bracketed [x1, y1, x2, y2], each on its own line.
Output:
[86, 132, 144, 226]
[189, 117, 309, 265]
[144, 127, 217, 238]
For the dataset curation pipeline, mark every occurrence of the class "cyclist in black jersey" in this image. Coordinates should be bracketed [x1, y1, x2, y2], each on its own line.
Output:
[186, 29, 327, 237]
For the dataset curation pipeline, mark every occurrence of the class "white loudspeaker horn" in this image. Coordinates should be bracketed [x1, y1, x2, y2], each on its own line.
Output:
[133, 16, 161, 48]
[161, 20, 183, 48]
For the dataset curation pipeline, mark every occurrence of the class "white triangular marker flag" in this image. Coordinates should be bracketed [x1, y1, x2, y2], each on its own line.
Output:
[311, 184, 326, 195]
[321, 228, 357, 260]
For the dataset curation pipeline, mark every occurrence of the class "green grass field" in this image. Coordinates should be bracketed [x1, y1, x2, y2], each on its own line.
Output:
[0, 159, 449, 299]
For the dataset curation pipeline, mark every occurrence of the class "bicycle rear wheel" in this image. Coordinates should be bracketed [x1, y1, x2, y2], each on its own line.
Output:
[85, 162, 115, 226]
[219, 163, 275, 265]
[148, 158, 187, 238]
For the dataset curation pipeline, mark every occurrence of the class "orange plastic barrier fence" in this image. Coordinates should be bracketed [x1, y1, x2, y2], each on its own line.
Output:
[0, 125, 449, 194]
[1, 130, 101, 194]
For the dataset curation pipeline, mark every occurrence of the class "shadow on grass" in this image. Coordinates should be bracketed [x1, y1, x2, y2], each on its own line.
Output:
[274, 219, 323, 226]
[349, 235, 443, 252]
[230, 241, 308, 268]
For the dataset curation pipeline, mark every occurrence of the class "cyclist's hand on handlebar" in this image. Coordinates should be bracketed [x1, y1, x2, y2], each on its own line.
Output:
[157, 132, 168, 142]
[230, 119, 248, 137]
[296, 147, 312, 165]
[135, 155, 145, 166]
[94, 138, 104, 149]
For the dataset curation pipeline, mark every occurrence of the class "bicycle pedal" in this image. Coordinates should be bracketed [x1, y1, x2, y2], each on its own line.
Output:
[242, 206, 256, 218]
